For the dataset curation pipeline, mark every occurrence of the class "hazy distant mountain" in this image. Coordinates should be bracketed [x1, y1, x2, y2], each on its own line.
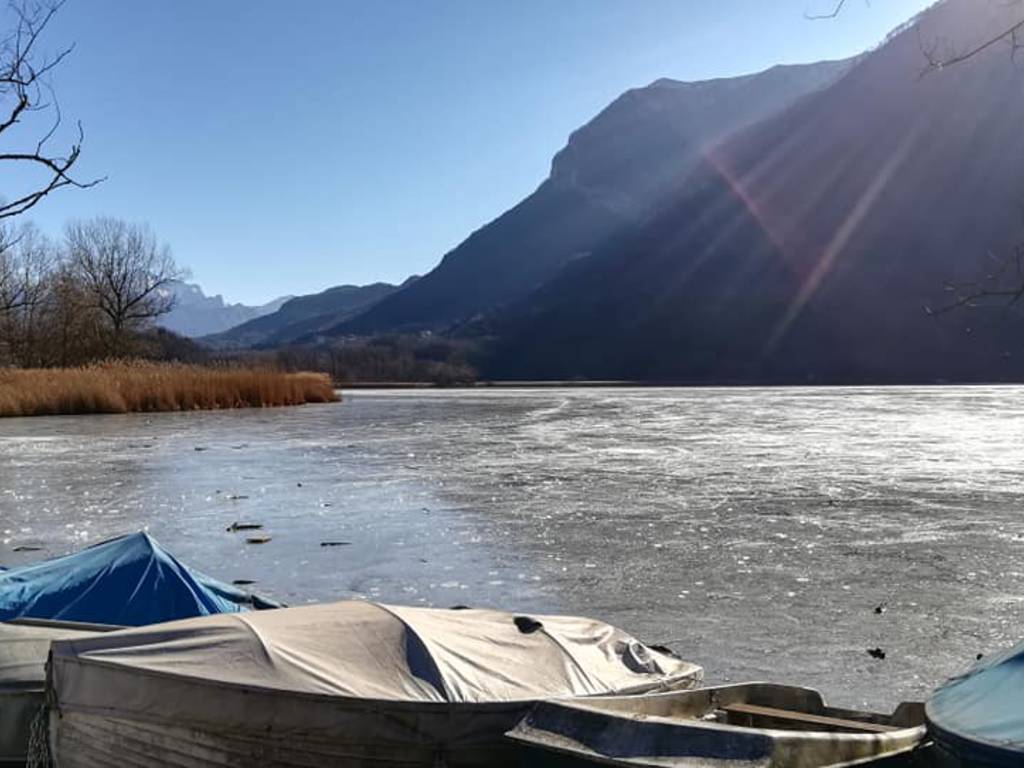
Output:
[202, 278, 416, 349]
[484, 0, 1024, 382]
[157, 282, 291, 338]
[335, 58, 853, 335]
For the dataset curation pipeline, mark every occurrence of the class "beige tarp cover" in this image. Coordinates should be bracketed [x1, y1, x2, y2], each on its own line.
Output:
[50, 600, 699, 705]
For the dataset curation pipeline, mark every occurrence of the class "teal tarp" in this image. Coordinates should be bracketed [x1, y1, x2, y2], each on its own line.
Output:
[926, 640, 1024, 767]
[0, 532, 278, 626]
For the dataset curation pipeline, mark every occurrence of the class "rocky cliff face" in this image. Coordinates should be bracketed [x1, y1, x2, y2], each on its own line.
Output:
[548, 59, 853, 219]
[335, 58, 853, 335]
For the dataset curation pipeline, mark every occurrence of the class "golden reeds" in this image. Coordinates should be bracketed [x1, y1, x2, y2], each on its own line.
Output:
[0, 361, 339, 417]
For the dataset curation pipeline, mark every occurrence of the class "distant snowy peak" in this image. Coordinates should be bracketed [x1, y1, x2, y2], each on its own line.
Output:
[157, 281, 292, 337]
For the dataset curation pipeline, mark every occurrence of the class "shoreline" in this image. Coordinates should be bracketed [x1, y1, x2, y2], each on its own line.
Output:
[341, 379, 1024, 390]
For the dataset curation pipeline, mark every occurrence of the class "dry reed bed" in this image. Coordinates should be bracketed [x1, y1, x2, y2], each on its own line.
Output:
[0, 362, 339, 417]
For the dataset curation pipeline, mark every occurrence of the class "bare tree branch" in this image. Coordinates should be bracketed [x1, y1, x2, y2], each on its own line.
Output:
[811, 0, 1024, 72]
[917, 14, 1024, 75]
[924, 245, 1024, 316]
[805, 0, 849, 21]
[0, 1, 102, 222]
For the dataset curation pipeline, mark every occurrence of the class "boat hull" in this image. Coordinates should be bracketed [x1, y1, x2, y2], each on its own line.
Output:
[925, 729, 1024, 768]
[48, 670, 701, 768]
[513, 745, 927, 768]
[50, 705, 540, 768]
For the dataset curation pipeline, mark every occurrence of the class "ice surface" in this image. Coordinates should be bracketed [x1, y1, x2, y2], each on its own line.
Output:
[1, 386, 1022, 709]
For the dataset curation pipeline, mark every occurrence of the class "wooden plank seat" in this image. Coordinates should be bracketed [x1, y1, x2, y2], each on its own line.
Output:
[721, 703, 900, 734]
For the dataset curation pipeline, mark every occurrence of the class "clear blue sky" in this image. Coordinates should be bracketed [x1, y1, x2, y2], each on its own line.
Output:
[7, 0, 934, 304]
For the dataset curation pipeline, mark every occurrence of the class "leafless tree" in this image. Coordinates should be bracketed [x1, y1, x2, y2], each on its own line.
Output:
[65, 217, 181, 348]
[40, 260, 104, 365]
[0, 221, 55, 364]
[0, 221, 49, 313]
[0, 223, 21, 313]
[1, 0, 101, 221]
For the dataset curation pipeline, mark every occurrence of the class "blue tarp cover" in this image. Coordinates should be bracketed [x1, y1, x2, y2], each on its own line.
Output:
[926, 639, 1024, 765]
[0, 532, 277, 626]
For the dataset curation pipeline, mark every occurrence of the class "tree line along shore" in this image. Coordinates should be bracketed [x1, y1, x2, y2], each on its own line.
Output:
[0, 218, 345, 416]
[0, 214, 480, 398]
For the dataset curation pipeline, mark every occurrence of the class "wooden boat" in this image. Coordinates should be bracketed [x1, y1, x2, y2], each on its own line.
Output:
[45, 601, 703, 767]
[505, 682, 928, 767]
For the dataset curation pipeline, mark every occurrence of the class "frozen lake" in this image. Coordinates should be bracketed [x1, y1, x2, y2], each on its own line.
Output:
[1, 386, 1023, 709]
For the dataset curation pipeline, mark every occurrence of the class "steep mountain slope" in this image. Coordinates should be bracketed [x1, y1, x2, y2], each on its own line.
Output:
[484, 0, 1024, 382]
[156, 282, 290, 337]
[336, 59, 852, 335]
[203, 279, 412, 349]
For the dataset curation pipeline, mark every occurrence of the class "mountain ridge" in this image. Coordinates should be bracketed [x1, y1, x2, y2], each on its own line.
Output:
[202, 278, 417, 349]
[333, 57, 855, 336]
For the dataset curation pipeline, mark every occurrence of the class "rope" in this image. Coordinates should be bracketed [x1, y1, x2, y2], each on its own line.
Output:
[25, 703, 51, 768]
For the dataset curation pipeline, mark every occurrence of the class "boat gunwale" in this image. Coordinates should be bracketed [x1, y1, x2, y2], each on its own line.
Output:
[516, 682, 920, 726]
[508, 707, 927, 746]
